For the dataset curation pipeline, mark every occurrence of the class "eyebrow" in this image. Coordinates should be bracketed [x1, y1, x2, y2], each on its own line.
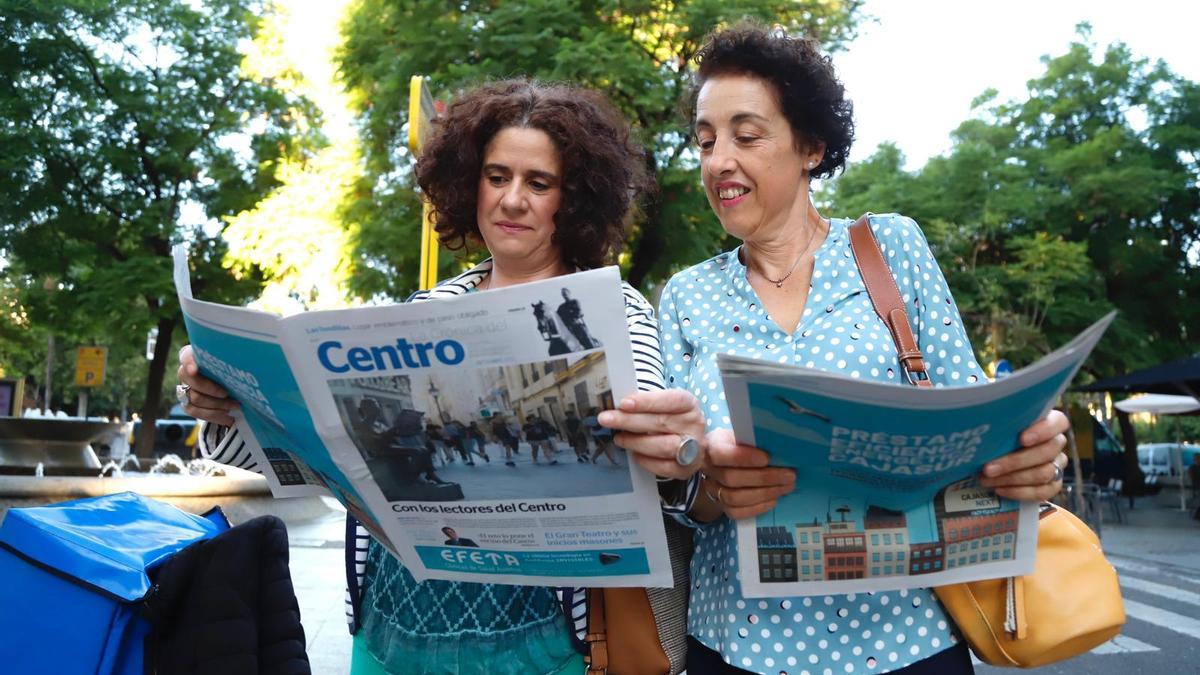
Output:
[482, 162, 560, 182]
[695, 111, 772, 129]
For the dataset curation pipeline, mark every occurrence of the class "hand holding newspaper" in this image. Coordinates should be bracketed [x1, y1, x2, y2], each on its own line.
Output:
[720, 312, 1114, 598]
[172, 246, 671, 587]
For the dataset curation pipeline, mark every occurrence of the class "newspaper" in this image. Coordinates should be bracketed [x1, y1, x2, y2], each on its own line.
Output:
[172, 247, 672, 587]
[721, 312, 1114, 598]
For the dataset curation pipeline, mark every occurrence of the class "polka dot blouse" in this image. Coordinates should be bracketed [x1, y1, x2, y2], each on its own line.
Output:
[658, 214, 987, 673]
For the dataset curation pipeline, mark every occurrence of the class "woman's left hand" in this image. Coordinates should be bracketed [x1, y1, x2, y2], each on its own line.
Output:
[978, 409, 1070, 501]
[598, 389, 706, 479]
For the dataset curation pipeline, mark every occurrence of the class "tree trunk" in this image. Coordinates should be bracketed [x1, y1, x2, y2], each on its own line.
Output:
[1115, 409, 1145, 497]
[134, 315, 177, 457]
[626, 156, 665, 290]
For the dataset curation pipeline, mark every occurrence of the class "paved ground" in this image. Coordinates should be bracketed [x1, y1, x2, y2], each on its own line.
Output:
[3, 485, 1197, 674]
[431, 439, 631, 500]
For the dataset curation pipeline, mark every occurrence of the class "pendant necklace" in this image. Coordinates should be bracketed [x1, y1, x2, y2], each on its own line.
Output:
[755, 211, 822, 288]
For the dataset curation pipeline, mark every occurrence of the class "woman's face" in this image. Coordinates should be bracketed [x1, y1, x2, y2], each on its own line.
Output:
[694, 74, 822, 242]
[476, 126, 564, 268]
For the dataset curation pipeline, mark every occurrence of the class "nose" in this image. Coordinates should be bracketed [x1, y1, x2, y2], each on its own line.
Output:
[500, 180, 526, 213]
[706, 136, 737, 177]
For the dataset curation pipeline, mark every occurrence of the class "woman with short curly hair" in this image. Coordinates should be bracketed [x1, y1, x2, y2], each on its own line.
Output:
[651, 23, 1072, 674]
[178, 78, 707, 674]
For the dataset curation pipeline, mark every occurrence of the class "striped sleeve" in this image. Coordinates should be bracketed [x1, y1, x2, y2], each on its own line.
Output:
[620, 282, 700, 516]
[622, 282, 665, 392]
[196, 422, 259, 474]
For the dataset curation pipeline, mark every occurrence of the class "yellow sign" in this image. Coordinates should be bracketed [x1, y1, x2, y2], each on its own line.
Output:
[410, 75, 441, 291]
[74, 346, 108, 387]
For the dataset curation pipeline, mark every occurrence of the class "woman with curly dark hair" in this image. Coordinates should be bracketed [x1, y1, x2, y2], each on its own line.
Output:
[649, 24, 1072, 674]
[178, 79, 706, 674]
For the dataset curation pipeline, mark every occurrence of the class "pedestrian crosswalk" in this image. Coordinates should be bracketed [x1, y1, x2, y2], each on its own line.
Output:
[973, 554, 1200, 669]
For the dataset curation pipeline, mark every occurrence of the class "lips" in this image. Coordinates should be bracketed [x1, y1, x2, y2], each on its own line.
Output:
[495, 221, 532, 234]
[714, 181, 751, 207]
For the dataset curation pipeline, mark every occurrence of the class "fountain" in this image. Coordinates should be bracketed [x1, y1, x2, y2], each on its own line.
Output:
[0, 415, 120, 469]
[0, 414, 268, 500]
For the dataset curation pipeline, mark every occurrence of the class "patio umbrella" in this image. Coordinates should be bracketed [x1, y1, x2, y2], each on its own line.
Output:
[1114, 394, 1199, 510]
[1114, 394, 1200, 415]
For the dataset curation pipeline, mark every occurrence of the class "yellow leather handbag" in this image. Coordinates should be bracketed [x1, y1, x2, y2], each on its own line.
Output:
[849, 215, 1126, 668]
[933, 503, 1124, 667]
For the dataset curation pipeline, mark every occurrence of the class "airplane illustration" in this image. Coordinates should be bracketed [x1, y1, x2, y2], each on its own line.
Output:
[775, 395, 832, 423]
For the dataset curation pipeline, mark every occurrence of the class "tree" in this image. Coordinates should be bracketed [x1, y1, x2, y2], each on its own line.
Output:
[0, 0, 316, 454]
[826, 27, 1199, 377]
[337, 0, 868, 298]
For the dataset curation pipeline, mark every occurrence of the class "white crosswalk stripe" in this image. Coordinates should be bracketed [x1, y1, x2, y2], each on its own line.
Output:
[1088, 634, 1159, 654]
[1110, 556, 1200, 586]
[1122, 598, 1200, 640]
[970, 633, 1160, 666]
[1119, 574, 1200, 606]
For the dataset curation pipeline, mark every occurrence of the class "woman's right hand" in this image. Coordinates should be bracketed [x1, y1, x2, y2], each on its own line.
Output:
[692, 428, 796, 522]
[177, 345, 239, 427]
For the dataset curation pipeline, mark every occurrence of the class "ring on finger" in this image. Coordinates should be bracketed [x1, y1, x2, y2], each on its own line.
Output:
[702, 477, 724, 505]
[675, 435, 702, 467]
[1051, 458, 1064, 483]
[175, 384, 191, 407]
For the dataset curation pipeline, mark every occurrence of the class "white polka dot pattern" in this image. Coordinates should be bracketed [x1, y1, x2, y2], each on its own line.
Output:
[660, 215, 984, 673]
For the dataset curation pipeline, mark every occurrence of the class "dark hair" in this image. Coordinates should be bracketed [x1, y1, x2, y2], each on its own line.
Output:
[690, 23, 855, 179]
[416, 79, 651, 270]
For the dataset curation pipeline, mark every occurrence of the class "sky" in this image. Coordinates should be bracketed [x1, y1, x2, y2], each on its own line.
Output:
[273, 0, 1200, 170]
[836, 0, 1200, 170]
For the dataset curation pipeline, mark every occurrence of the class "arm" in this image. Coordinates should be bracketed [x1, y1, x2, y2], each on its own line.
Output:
[178, 345, 264, 472]
[598, 283, 704, 512]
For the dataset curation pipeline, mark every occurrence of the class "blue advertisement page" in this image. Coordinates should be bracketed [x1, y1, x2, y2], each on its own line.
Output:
[746, 358, 1073, 512]
[181, 313, 381, 531]
[731, 312, 1113, 597]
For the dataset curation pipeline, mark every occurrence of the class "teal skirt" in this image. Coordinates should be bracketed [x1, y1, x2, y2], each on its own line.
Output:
[352, 539, 582, 675]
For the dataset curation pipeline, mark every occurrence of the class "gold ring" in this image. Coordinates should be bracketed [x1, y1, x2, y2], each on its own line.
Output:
[716, 486, 725, 504]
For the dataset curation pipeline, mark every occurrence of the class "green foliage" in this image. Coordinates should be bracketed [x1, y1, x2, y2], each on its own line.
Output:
[827, 28, 1199, 378]
[0, 0, 315, 443]
[337, 0, 867, 298]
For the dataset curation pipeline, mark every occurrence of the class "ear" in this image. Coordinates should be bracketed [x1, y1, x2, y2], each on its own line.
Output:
[802, 140, 827, 172]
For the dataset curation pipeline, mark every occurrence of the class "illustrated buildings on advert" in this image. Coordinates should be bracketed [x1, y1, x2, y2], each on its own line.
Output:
[794, 521, 824, 581]
[864, 507, 909, 578]
[756, 484, 1019, 583]
[757, 526, 799, 582]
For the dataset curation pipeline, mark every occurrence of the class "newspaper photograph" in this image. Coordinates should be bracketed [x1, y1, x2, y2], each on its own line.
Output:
[721, 312, 1114, 598]
[173, 247, 671, 587]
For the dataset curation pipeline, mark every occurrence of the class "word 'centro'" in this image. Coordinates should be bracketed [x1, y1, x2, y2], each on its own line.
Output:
[317, 338, 466, 373]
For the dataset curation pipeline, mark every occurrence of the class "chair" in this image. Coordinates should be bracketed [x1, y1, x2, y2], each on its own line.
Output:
[1098, 479, 1124, 524]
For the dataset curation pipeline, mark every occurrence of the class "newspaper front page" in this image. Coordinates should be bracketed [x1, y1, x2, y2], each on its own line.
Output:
[173, 247, 671, 587]
[721, 313, 1113, 598]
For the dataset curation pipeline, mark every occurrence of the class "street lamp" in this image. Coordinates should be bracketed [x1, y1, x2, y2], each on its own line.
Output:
[428, 379, 446, 422]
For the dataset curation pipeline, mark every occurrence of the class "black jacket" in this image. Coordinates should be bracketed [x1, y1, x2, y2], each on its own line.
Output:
[145, 515, 311, 675]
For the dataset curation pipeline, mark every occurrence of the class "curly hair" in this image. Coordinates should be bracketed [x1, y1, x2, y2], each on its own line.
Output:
[690, 23, 855, 179]
[415, 79, 650, 270]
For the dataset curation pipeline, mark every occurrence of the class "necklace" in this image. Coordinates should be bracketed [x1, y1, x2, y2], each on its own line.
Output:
[752, 211, 823, 288]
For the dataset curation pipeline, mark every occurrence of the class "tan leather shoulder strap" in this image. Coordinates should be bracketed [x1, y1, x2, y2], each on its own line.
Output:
[585, 588, 609, 674]
[848, 215, 932, 388]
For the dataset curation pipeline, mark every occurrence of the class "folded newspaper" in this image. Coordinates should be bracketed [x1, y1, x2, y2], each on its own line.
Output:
[172, 246, 671, 587]
[721, 312, 1114, 598]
